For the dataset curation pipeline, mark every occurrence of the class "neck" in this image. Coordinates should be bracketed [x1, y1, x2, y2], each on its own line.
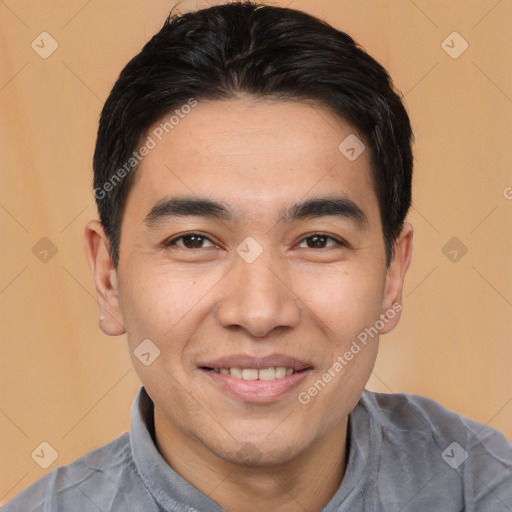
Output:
[154, 410, 348, 512]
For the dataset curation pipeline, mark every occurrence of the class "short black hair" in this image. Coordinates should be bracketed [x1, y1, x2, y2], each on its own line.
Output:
[93, 0, 413, 268]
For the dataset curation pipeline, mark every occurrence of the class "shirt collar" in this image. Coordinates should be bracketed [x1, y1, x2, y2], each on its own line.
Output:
[129, 386, 376, 511]
[130, 386, 225, 512]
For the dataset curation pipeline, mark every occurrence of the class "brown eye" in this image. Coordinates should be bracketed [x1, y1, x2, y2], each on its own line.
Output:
[298, 234, 341, 249]
[165, 233, 216, 249]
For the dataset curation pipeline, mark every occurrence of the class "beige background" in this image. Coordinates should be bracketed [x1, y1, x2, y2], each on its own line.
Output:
[1, 0, 511, 503]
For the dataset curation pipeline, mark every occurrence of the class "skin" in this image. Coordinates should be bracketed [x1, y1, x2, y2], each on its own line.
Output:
[84, 97, 413, 512]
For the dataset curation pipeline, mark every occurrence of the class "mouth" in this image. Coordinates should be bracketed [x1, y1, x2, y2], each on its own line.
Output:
[200, 366, 308, 381]
[198, 354, 313, 403]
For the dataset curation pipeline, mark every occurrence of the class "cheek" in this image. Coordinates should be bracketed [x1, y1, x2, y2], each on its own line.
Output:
[119, 263, 225, 351]
[298, 263, 386, 341]
[117, 269, 205, 397]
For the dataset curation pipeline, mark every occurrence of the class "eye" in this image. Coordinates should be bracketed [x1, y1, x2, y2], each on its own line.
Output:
[297, 233, 344, 249]
[164, 232, 217, 249]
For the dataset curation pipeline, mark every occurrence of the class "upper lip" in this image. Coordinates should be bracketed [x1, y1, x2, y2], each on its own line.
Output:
[198, 353, 312, 371]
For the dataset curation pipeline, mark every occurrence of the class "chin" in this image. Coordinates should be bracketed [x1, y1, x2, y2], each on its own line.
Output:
[213, 436, 306, 468]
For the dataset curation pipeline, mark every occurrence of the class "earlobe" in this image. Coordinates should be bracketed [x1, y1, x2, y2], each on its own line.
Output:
[84, 220, 126, 336]
[379, 222, 413, 335]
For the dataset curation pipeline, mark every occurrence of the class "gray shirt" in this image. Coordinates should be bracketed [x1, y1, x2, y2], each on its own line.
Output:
[3, 386, 511, 511]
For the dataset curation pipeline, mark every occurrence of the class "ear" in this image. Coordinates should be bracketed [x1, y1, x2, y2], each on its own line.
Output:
[83, 220, 126, 336]
[379, 221, 413, 335]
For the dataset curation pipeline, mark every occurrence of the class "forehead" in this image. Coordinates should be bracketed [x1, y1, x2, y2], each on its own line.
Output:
[124, 98, 379, 224]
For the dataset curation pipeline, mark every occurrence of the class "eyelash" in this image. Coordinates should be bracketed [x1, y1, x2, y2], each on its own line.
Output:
[163, 232, 346, 250]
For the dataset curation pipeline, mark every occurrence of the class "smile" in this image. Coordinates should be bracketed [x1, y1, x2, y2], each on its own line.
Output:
[198, 354, 313, 403]
[203, 366, 298, 381]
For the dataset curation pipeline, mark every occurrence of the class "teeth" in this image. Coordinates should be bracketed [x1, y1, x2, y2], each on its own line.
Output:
[259, 367, 276, 380]
[242, 369, 259, 380]
[218, 366, 296, 380]
[230, 368, 243, 378]
[275, 367, 287, 379]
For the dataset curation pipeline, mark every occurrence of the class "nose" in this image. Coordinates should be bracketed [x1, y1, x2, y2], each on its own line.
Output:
[216, 248, 301, 338]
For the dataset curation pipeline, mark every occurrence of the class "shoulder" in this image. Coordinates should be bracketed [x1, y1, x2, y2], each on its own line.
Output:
[358, 390, 512, 509]
[1, 433, 146, 512]
[360, 389, 511, 447]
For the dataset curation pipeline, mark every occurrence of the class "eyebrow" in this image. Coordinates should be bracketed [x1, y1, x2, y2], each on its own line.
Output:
[143, 195, 368, 228]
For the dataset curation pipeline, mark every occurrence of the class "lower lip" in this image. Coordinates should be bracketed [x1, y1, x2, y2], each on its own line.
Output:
[201, 369, 311, 403]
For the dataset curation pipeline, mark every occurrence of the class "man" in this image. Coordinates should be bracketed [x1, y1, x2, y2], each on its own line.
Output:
[4, 2, 511, 511]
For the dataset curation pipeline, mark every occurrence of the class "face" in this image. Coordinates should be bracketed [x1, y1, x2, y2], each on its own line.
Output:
[86, 97, 412, 467]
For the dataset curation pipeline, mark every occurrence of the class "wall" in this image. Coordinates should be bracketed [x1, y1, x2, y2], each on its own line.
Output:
[1, 0, 511, 502]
